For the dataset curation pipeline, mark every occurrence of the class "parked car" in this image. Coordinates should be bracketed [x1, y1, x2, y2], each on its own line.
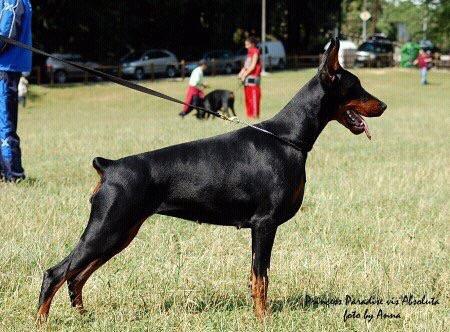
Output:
[355, 39, 394, 67]
[419, 39, 440, 54]
[120, 49, 179, 80]
[185, 50, 236, 75]
[46, 54, 101, 84]
[235, 41, 286, 70]
[368, 33, 390, 43]
[324, 39, 357, 68]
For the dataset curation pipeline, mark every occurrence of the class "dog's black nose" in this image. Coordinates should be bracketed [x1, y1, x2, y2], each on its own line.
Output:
[380, 102, 387, 111]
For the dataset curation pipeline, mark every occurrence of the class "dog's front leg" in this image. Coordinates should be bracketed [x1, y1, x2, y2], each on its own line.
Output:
[250, 225, 277, 320]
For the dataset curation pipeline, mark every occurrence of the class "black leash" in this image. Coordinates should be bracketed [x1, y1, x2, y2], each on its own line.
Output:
[0, 35, 306, 153]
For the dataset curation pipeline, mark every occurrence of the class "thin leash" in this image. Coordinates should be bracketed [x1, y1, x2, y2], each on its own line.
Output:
[230, 80, 244, 126]
[0, 35, 306, 153]
[218, 80, 243, 113]
[235, 81, 244, 114]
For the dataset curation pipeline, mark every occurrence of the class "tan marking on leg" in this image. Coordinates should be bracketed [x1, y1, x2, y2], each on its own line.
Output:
[36, 268, 80, 324]
[251, 271, 269, 320]
[69, 219, 145, 314]
[36, 279, 65, 324]
[70, 259, 103, 313]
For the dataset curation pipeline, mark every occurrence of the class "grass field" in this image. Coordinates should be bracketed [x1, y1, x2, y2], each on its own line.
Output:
[0, 68, 448, 331]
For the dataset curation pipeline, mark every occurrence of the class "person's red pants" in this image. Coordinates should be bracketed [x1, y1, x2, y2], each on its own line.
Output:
[182, 86, 205, 114]
[244, 85, 261, 119]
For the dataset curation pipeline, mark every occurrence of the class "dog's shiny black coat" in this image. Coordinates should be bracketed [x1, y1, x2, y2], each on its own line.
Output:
[197, 89, 235, 119]
[37, 39, 387, 320]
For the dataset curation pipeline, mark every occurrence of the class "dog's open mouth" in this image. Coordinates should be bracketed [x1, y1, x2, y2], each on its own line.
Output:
[345, 110, 371, 140]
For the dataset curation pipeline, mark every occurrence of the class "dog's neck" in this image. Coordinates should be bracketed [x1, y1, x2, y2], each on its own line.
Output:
[264, 75, 332, 153]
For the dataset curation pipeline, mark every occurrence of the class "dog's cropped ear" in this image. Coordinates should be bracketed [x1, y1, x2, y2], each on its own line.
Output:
[319, 38, 341, 86]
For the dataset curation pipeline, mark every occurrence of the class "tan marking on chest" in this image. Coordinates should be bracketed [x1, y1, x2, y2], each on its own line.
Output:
[91, 181, 102, 196]
[292, 177, 306, 204]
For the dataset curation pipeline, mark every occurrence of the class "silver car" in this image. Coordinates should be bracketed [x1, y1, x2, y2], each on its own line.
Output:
[121, 49, 179, 80]
[46, 54, 101, 84]
[185, 50, 236, 75]
[355, 40, 394, 67]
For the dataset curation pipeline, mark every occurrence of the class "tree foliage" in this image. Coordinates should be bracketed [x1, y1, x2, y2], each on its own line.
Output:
[31, 0, 341, 62]
[341, 0, 383, 41]
[341, 0, 449, 49]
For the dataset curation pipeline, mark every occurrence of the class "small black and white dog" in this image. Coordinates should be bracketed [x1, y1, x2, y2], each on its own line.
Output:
[196, 89, 236, 119]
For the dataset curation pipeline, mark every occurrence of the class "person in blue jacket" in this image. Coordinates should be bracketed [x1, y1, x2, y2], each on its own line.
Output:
[0, 0, 32, 182]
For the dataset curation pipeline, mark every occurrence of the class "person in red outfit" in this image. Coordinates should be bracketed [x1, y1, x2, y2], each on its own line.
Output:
[180, 60, 208, 117]
[413, 49, 432, 85]
[238, 37, 262, 119]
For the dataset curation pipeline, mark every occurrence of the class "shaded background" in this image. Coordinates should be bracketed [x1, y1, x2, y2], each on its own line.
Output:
[32, 0, 342, 62]
[31, 1, 449, 63]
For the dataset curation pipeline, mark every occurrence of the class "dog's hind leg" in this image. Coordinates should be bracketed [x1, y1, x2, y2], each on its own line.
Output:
[204, 99, 211, 119]
[229, 95, 236, 116]
[66, 216, 146, 313]
[36, 253, 76, 324]
[250, 225, 277, 320]
[221, 95, 230, 117]
[37, 178, 151, 322]
[66, 258, 105, 313]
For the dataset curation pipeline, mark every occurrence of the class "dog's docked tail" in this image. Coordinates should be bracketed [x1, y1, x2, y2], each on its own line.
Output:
[93, 157, 114, 175]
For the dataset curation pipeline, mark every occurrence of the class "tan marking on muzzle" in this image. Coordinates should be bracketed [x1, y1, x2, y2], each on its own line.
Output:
[343, 98, 383, 117]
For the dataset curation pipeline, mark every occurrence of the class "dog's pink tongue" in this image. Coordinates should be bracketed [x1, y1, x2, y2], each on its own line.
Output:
[362, 117, 371, 140]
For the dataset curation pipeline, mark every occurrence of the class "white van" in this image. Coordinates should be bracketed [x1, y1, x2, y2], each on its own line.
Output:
[324, 40, 357, 68]
[261, 41, 287, 69]
[235, 40, 287, 70]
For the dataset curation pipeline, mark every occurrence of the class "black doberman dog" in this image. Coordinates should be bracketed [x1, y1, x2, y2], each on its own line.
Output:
[37, 39, 386, 322]
[196, 89, 236, 119]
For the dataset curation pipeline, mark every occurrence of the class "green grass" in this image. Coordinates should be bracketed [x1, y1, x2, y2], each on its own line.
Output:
[0, 69, 448, 331]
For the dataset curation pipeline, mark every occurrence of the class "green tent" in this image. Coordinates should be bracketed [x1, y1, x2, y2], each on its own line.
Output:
[400, 42, 420, 68]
